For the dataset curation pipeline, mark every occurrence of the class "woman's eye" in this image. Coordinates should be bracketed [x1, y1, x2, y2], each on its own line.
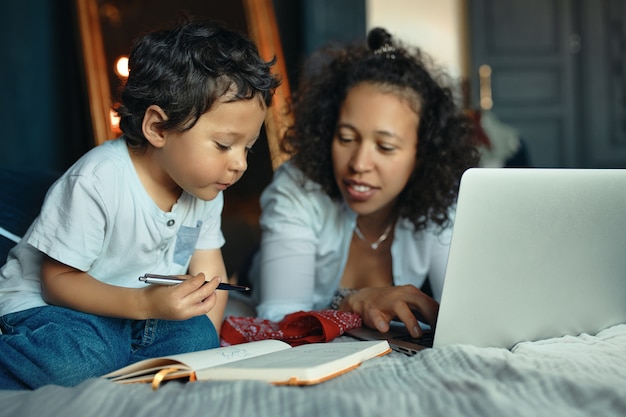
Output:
[216, 143, 231, 151]
[337, 136, 354, 143]
[378, 143, 396, 152]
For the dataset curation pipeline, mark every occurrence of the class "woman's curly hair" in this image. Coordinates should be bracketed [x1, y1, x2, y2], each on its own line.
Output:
[282, 27, 479, 232]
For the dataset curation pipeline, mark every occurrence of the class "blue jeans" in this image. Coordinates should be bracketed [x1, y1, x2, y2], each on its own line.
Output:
[0, 305, 219, 390]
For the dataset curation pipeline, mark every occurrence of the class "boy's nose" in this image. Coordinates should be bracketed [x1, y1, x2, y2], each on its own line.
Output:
[231, 152, 248, 173]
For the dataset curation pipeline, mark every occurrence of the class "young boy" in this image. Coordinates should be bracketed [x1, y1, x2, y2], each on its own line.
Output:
[0, 20, 280, 390]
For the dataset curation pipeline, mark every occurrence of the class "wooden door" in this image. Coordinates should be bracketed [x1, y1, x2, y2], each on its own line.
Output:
[467, 0, 579, 167]
[579, 0, 626, 167]
[468, 0, 626, 168]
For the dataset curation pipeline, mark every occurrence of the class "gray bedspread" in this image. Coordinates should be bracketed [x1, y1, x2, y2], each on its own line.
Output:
[2, 324, 625, 417]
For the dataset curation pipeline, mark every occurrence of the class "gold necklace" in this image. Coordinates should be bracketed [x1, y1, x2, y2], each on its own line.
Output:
[354, 223, 393, 250]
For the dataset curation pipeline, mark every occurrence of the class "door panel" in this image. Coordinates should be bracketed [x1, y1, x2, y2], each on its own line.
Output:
[487, 0, 558, 52]
[468, 0, 578, 167]
[494, 68, 561, 104]
[469, 0, 626, 168]
[580, 0, 626, 167]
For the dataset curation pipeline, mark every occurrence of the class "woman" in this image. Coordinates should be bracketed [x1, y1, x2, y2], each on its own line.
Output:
[245, 27, 479, 338]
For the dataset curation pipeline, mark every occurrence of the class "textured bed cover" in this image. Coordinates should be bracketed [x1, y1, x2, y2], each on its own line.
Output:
[1, 324, 625, 417]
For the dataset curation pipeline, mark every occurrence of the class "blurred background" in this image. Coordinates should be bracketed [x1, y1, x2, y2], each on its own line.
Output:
[1, 0, 624, 274]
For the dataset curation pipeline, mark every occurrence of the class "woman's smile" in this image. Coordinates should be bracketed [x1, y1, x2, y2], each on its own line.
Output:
[343, 179, 378, 202]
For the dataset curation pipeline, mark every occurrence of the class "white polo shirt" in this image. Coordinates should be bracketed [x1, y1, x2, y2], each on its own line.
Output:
[0, 138, 225, 316]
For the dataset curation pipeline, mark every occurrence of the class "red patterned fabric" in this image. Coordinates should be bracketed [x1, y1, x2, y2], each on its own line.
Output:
[220, 310, 363, 347]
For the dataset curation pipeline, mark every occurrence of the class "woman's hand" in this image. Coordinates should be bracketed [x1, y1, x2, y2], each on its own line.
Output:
[339, 285, 438, 338]
[139, 273, 221, 320]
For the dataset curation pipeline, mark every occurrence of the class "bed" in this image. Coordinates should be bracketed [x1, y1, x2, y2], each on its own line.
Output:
[2, 323, 625, 417]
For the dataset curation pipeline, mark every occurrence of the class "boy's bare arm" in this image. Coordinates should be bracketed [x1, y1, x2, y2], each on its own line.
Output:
[40, 256, 220, 320]
[187, 248, 229, 333]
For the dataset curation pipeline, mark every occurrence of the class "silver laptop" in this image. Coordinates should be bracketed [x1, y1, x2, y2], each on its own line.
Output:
[349, 168, 626, 354]
[346, 321, 434, 355]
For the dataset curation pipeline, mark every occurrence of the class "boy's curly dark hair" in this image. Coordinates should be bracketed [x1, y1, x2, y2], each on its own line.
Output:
[116, 20, 281, 150]
[282, 27, 479, 232]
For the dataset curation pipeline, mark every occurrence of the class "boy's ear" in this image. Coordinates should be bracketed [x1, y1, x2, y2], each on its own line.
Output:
[142, 105, 169, 148]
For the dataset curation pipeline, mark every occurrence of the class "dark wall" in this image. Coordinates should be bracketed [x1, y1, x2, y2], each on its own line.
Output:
[0, 0, 90, 172]
[274, 0, 366, 90]
[0, 0, 365, 173]
[0, 0, 365, 275]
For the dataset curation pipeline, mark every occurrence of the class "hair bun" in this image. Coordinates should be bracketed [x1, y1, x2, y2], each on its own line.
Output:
[367, 27, 393, 52]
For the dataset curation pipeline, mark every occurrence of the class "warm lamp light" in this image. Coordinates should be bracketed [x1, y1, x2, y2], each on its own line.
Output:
[110, 109, 121, 135]
[114, 56, 129, 79]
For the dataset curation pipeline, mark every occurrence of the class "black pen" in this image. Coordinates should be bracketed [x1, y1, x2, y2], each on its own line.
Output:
[139, 274, 250, 292]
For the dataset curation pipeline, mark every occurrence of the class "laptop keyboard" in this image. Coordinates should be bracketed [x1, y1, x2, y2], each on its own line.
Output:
[396, 332, 435, 348]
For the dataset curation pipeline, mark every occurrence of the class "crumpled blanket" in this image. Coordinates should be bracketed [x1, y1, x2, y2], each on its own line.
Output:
[2, 324, 625, 417]
[220, 309, 362, 346]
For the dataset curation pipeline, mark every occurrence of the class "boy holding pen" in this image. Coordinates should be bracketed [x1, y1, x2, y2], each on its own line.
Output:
[0, 20, 279, 390]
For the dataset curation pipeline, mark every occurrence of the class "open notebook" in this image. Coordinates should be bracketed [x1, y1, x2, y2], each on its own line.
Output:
[349, 168, 626, 353]
[103, 339, 391, 388]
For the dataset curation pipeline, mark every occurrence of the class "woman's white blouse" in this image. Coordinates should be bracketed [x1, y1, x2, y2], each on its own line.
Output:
[248, 162, 453, 322]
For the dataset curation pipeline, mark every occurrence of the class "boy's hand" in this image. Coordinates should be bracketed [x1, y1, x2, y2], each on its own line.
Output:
[140, 273, 222, 320]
